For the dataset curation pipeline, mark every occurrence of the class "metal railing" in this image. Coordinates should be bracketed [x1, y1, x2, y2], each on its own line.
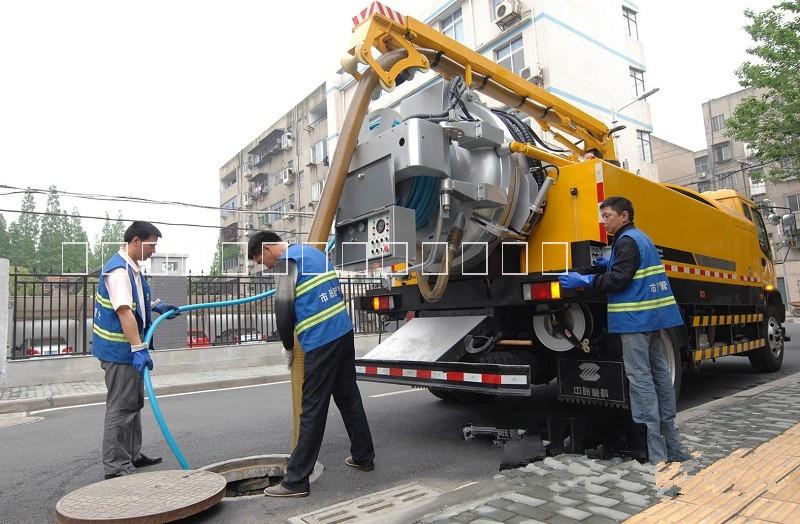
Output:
[8, 271, 384, 359]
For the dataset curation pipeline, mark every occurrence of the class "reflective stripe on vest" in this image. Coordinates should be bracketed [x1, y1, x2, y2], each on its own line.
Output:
[296, 301, 347, 334]
[93, 323, 128, 343]
[95, 293, 136, 311]
[607, 295, 678, 312]
[632, 265, 666, 279]
[295, 270, 338, 297]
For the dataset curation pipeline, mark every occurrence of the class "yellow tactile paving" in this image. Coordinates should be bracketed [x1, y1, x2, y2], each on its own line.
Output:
[625, 422, 800, 523]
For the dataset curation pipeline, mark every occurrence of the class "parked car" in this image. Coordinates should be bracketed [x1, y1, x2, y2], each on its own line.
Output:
[16, 336, 75, 357]
[214, 328, 266, 346]
[187, 330, 211, 349]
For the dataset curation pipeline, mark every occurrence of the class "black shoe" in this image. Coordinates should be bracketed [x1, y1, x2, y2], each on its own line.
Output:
[345, 456, 374, 472]
[104, 471, 132, 480]
[132, 453, 162, 468]
[264, 483, 309, 498]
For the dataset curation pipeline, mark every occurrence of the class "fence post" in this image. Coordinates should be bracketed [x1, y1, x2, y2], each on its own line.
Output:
[82, 274, 88, 355]
[0, 259, 9, 386]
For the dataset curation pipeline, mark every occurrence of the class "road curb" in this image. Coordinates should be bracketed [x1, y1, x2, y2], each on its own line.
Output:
[677, 370, 800, 423]
[0, 373, 291, 414]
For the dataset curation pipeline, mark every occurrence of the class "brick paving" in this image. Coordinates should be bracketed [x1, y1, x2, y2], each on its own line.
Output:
[413, 374, 800, 524]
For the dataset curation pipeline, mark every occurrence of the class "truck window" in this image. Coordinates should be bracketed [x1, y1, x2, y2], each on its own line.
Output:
[753, 211, 772, 259]
[742, 204, 753, 222]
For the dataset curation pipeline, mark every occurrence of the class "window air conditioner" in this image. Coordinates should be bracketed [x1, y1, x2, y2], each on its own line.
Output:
[281, 168, 295, 185]
[281, 132, 293, 150]
[697, 172, 707, 179]
[495, 0, 521, 30]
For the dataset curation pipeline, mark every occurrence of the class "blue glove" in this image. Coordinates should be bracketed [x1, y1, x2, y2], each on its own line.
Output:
[152, 299, 181, 319]
[593, 256, 609, 269]
[558, 272, 595, 290]
[132, 349, 154, 376]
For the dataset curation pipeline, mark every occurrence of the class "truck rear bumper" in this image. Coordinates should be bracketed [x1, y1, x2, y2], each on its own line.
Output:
[355, 359, 531, 396]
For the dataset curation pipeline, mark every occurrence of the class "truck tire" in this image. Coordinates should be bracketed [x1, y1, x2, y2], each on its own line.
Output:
[749, 306, 785, 372]
[660, 328, 683, 401]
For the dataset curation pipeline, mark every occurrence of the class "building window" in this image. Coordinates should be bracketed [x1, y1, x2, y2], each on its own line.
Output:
[311, 180, 325, 202]
[495, 37, 525, 75]
[695, 156, 708, 175]
[713, 142, 732, 163]
[630, 67, 645, 97]
[221, 197, 237, 219]
[311, 139, 327, 164]
[716, 172, 735, 190]
[162, 261, 178, 273]
[788, 194, 800, 213]
[711, 114, 725, 133]
[440, 8, 464, 42]
[268, 199, 286, 222]
[623, 7, 639, 39]
[636, 130, 653, 163]
[257, 213, 271, 226]
[698, 180, 712, 192]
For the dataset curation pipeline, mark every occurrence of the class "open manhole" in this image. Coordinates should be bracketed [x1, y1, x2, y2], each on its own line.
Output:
[200, 454, 323, 498]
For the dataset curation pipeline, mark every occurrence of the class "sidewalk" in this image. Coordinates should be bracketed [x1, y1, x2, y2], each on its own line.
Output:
[374, 372, 800, 524]
[0, 364, 290, 414]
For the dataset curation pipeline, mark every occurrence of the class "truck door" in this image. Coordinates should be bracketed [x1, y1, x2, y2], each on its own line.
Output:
[752, 207, 776, 285]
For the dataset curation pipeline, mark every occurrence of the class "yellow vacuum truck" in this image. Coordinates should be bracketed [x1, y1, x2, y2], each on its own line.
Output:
[317, 2, 787, 409]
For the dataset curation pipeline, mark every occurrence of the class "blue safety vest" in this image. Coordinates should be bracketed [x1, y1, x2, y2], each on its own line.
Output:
[92, 253, 152, 363]
[280, 244, 352, 351]
[606, 227, 683, 334]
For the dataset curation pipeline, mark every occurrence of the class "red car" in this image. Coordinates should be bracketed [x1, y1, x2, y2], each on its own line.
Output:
[18, 336, 75, 357]
[187, 330, 211, 348]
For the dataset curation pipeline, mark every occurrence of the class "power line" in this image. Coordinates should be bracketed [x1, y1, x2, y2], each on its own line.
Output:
[0, 208, 305, 235]
[0, 184, 316, 218]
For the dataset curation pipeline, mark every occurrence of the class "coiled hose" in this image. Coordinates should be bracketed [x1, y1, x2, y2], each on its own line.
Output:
[141, 239, 334, 470]
[415, 220, 464, 303]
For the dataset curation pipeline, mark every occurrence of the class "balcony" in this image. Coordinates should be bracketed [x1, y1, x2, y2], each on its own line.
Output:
[249, 128, 285, 167]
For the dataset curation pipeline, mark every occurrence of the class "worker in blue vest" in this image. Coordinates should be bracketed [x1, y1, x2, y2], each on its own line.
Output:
[93, 221, 180, 479]
[249, 231, 374, 498]
[559, 196, 690, 464]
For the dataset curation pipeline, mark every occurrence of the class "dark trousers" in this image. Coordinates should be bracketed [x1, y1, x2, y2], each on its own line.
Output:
[281, 331, 374, 492]
[101, 361, 144, 476]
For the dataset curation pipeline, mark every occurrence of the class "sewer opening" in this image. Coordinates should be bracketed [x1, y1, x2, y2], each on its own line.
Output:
[199, 454, 323, 499]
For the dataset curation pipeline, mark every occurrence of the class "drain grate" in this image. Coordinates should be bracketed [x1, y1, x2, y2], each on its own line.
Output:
[289, 482, 442, 524]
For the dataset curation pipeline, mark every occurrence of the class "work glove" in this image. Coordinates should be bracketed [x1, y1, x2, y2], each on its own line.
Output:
[281, 347, 294, 370]
[558, 272, 595, 290]
[132, 348, 154, 376]
[593, 256, 609, 269]
[152, 299, 181, 319]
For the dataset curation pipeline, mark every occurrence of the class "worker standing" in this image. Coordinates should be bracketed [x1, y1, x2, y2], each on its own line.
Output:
[92, 221, 180, 479]
[559, 197, 690, 464]
[248, 231, 374, 498]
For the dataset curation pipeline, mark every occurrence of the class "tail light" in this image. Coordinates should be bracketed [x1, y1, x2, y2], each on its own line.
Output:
[522, 281, 561, 301]
[25, 348, 40, 356]
[371, 295, 395, 311]
[62, 346, 75, 354]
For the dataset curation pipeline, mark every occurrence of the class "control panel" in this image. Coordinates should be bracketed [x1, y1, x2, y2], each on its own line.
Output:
[335, 205, 416, 270]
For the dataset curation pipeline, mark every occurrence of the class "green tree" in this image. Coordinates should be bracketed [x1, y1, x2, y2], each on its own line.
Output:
[63, 207, 89, 274]
[0, 213, 9, 260]
[8, 189, 39, 270]
[37, 186, 66, 272]
[90, 211, 125, 270]
[727, 1, 800, 180]
[209, 235, 222, 275]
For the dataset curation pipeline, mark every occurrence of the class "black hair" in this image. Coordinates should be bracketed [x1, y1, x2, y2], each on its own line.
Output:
[248, 230, 282, 260]
[599, 196, 634, 222]
[124, 221, 162, 243]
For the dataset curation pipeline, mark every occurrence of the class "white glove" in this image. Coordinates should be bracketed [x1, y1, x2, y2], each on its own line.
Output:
[281, 347, 294, 370]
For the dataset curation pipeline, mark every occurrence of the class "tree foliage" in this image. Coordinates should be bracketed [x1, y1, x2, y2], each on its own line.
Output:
[8, 189, 39, 270]
[727, 1, 800, 180]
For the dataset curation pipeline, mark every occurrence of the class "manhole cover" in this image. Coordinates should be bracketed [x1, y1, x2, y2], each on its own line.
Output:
[200, 454, 323, 498]
[55, 470, 226, 523]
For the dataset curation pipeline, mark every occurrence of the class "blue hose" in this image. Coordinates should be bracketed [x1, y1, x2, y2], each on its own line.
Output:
[141, 237, 335, 470]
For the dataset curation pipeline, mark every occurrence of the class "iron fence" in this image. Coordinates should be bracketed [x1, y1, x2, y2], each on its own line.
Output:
[8, 271, 384, 359]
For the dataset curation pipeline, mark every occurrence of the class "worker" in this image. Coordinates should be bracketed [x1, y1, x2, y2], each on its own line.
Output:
[248, 231, 374, 498]
[92, 221, 180, 479]
[558, 196, 690, 464]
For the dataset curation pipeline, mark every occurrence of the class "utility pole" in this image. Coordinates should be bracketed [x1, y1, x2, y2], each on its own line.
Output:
[738, 160, 751, 199]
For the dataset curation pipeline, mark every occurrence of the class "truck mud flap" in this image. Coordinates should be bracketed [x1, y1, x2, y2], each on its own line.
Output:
[355, 359, 531, 396]
[557, 359, 628, 408]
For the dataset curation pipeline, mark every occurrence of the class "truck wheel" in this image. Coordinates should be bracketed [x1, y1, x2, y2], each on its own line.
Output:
[749, 306, 784, 372]
[427, 388, 496, 403]
[660, 328, 683, 401]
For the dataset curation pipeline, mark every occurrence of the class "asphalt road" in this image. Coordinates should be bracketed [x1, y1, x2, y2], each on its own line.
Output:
[1, 324, 798, 523]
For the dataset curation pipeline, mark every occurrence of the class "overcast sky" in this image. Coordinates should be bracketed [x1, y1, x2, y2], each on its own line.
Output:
[0, 0, 775, 273]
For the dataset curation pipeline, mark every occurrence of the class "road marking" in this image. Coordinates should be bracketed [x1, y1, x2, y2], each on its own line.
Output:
[369, 388, 424, 398]
[30, 381, 291, 414]
[451, 481, 478, 491]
